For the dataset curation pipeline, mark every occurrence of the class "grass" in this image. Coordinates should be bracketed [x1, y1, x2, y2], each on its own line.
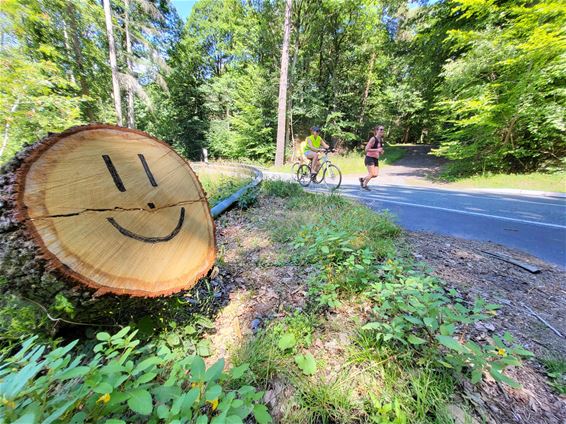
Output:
[541, 356, 566, 395]
[260, 180, 400, 259]
[198, 174, 252, 206]
[228, 181, 462, 423]
[445, 171, 566, 193]
[437, 162, 566, 192]
[269, 145, 405, 175]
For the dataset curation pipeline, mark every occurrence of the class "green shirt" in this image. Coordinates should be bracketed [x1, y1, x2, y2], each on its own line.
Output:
[304, 135, 322, 152]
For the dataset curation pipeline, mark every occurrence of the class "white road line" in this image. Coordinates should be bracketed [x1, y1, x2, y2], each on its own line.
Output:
[344, 184, 566, 208]
[339, 192, 566, 230]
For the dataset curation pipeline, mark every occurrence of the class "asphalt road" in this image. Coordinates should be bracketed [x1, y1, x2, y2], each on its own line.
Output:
[311, 182, 566, 268]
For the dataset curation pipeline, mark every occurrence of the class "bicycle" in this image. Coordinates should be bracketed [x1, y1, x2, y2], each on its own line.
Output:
[296, 149, 342, 191]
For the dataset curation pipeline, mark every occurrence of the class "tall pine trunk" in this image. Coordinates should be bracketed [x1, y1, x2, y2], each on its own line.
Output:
[103, 0, 123, 126]
[275, 0, 292, 166]
[124, 0, 135, 128]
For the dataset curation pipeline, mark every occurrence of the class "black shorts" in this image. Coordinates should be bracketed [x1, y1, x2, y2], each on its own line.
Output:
[364, 156, 379, 167]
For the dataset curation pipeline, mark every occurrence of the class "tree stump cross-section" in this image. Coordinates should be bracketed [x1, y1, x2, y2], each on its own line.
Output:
[13, 124, 216, 297]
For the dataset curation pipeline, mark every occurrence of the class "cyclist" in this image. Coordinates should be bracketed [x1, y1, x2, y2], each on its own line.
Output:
[304, 126, 330, 179]
[360, 125, 385, 190]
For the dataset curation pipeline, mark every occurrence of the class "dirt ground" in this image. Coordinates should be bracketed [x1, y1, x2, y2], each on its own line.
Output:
[407, 232, 566, 423]
[205, 196, 566, 423]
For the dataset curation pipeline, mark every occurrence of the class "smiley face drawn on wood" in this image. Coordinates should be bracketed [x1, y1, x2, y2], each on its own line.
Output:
[16, 125, 216, 297]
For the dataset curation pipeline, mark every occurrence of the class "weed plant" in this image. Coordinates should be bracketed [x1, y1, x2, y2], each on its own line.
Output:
[0, 327, 271, 423]
[239, 182, 534, 422]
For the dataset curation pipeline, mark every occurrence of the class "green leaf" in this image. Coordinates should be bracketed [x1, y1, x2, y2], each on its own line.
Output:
[226, 416, 243, 424]
[423, 317, 438, 330]
[277, 333, 296, 351]
[320, 245, 330, 254]
[157, 404, 170, 419]
[205, 384, 222, 401]
[93, 382, 113, 394]
[230, 363, 249, 379]
[133, 356, 161, 375]
[404, 315, 423, 325]
[439, 324, 455, 336]
[137, 372, 158, 384]
[191, 356, 206, 381]
[57, 366, 91, 380]
[167, 333, 180, 347]
[294, 353, 317, 375]
[197, 340, 211, 357]
[436, 335, 466, 353]
[104, 420, 126, 424]
[196, 416, 208, 424]
[407, 334, 427, 345]
[127, 389, 153, 416]
[96, 332, 111, 341]
[489, 368, 521, 389]
[181, 388, 200, 414]
[111, 327, 130, 340]
[205, 358, 225, 382]
[253, 404, 272, 424]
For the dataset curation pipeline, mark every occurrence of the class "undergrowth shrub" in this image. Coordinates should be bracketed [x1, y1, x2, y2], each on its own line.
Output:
[0, 327, 271, 424]
[362, 259, 534, 388]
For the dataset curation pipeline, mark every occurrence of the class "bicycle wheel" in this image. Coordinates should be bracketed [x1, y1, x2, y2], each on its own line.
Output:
[297, 164, 312, 187]
[323, 164, 342, 191]
[291, 162, 300, 180]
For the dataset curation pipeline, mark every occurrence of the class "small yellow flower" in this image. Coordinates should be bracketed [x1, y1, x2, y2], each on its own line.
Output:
[487, 310, 497, 316]
[96, 393, 111, 404]
[496, 348, 506, 356]
[207, 399, 219, 411]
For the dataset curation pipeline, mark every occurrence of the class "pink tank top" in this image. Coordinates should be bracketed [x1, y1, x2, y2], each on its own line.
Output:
[366, 137, 382, 159]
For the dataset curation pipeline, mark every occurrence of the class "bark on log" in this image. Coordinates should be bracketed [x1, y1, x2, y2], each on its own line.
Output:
[0, 124, 216, 324]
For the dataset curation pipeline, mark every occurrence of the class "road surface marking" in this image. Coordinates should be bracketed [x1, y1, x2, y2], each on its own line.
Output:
[338, 192, 566, 230]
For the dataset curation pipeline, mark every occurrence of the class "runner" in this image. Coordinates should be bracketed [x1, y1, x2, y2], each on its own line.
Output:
[360, 126, 385, 191]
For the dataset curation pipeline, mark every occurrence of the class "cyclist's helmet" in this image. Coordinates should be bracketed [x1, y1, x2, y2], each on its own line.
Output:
[310, 126, 321, 132]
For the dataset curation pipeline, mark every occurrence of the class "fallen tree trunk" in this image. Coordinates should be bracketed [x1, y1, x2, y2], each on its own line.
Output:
[0, 124, 216, 325]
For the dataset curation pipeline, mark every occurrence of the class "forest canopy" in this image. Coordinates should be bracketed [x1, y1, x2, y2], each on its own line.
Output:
[1, 0, 564, 174]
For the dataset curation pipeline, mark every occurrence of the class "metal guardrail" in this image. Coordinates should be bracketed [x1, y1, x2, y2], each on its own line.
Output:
[191, 162, 263, 218]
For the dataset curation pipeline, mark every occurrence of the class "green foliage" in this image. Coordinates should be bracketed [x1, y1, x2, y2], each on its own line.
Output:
[0, 294, 51, 352]
[361, 259, 534, 388]
[199, 174, 252, 207]
[293, 223, 380, 308]
[294, 353, 317, 376]
[434, 0, 566, 173]
[237, 186, 259, 210]
[541, 357, 566, 395]
[260, 180, 305, 198]
[0, 327, 270, 424]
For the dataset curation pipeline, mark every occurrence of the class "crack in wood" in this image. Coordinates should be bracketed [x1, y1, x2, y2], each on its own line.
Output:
[28, 197, 207, 220]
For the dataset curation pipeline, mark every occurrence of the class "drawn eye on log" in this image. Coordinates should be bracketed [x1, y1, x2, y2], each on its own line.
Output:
[102, 154, 126, 192]
[101, 153, 183, 243]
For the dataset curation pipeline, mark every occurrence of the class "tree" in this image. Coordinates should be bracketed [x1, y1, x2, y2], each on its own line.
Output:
[103, 0, 122, 126]
[275, 0, 292, 166]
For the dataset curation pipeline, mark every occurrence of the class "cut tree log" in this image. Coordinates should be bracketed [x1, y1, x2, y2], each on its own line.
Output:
[0, 124, 216, 324]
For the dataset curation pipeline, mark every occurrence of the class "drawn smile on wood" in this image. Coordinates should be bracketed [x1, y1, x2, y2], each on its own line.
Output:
[102, 153, 185, 244]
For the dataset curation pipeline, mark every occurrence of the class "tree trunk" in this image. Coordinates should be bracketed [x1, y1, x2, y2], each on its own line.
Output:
[124, 0, 135, 128]
[67, 3, 95, 122]
[0, 98, 19, 160]
[0, 125, 216, 324]
[275, 0, 292, 166]
[103, 0, 123, 126]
